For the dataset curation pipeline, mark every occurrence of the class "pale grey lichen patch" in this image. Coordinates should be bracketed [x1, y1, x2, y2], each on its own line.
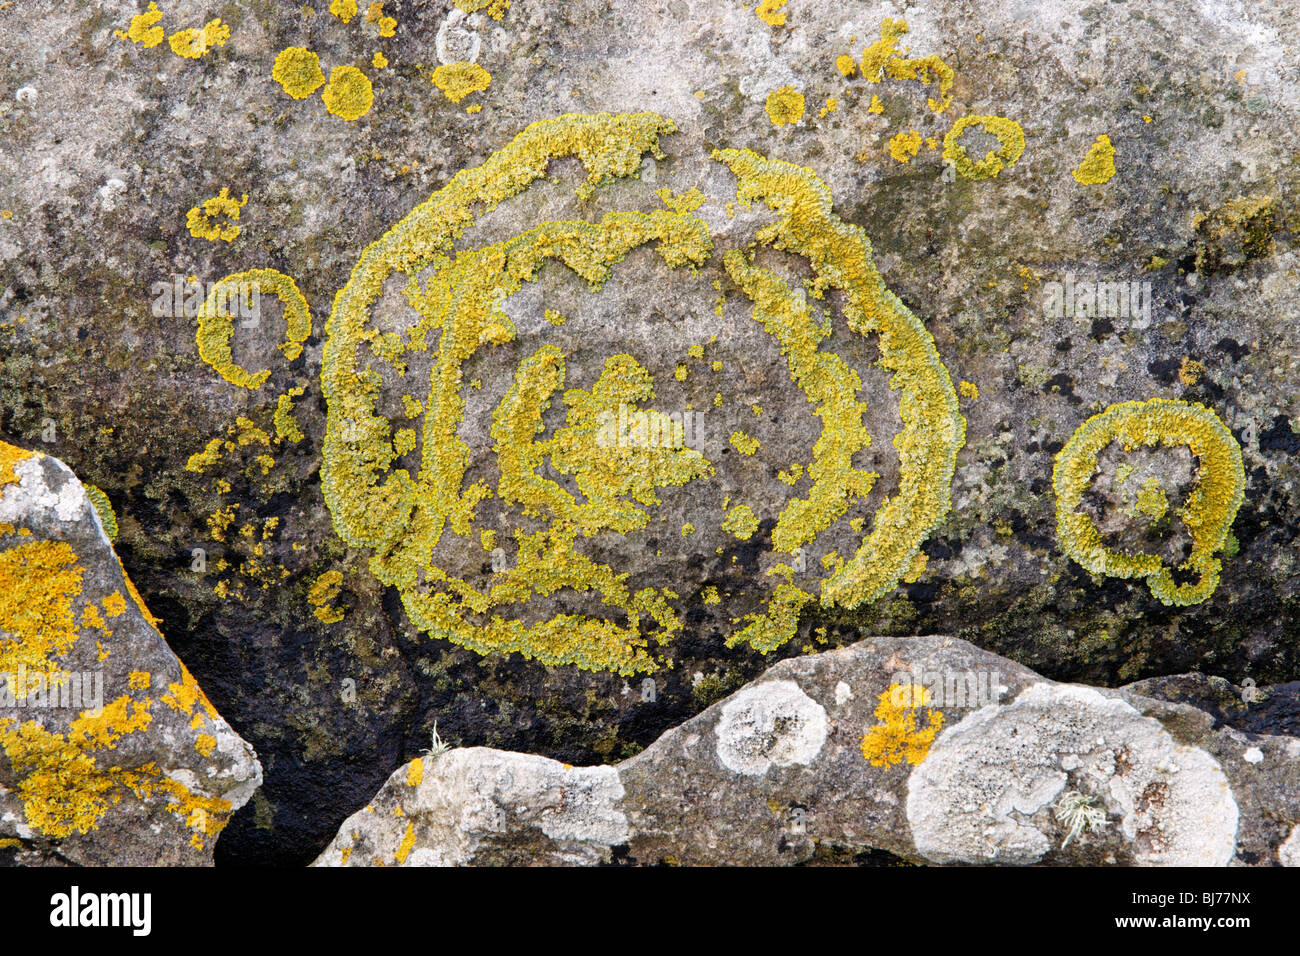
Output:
[0, 454, 92, 528]
[1279, 825, 1300, 867]
[906, 683, 1238, 866]
[713, 679, 828, 776]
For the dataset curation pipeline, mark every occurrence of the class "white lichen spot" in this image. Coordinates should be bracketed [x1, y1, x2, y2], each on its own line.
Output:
[834, 681, 854, 706]
[905, 683, 1238, 866]
[714, 679, 828, 776]
[1243, 746, 1263, 764]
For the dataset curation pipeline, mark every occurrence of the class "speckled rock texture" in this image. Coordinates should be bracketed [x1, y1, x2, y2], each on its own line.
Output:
[1, 0, 1298, 864]
[0, 442, 261, 865]
[316, 635, 1300, 866]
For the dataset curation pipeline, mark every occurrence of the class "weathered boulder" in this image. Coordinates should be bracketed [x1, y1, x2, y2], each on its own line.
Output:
[0, 441, 261, 865]
[316, 634, 1299, 866]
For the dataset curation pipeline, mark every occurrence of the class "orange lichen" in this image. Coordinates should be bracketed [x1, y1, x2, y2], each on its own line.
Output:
[859, 683, 944, 767]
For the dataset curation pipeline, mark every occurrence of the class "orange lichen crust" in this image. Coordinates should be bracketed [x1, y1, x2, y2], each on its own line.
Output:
[195, 268, 312, 389]
[1052, 399, 1245, 606]
[860, 683, 944, 767]
[322, 112, 716, 675]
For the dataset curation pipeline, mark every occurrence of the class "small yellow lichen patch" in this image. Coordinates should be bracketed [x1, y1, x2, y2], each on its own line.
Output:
[330, 0, 358, 22]
[867, 94, 884, 114]
[432, 62, 491, 103]
[835, 54, 857, 78]
[942, 115, 1026, 180]
[701, 585, 720, 605]
[365, 0, 397, 36]
[456, 0, 510, 18]
[322, 65, 374, 121]
[128, 670, 151, 692]
[195, 734, 216, 757]
[859, 683, 944, 767]
[103, 592, 128, 618]
[722, 504, 759, 541]
[372, 51, 388, 69]
[395, 821, 416, 863]
[765, 85, 805, 126]
[1072, 134, 1117, 185]
[275, 386, 308, 444]
[168, 19, 230, 59]
[407, 758, 424, 786]
[958, 380, 979, 400]
[818, 97, 838, 118]
[185, 188, 248, 242]
[1178, 357, 1205, 387]
[308, 569, 346, 623]
[860, 18, 954, 114]
[84, 485, 118, 541]
[729, 430, 760, 455]
[115, 1, 164, 48]
[1053, 398, 1245, 606]
[273, 46, 326, 99]
[888, 130, 922, 164]
[756, 0, 787, 26]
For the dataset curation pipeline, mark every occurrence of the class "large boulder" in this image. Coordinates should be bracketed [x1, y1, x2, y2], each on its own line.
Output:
[0, 441, 261, 865]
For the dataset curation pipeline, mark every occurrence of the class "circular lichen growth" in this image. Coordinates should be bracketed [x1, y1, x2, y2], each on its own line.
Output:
[321, 65, 374, 121]
[1052, 398, 1245, 606]
[942, 114, 1026, 180]
[195, 269, 313, 390]
[764, 85, 805, 127]
[272, 46, 326, 100]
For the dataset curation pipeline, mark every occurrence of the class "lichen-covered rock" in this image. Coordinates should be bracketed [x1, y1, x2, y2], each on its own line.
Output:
[0, 442, 261, 865]
[4, 0, 1300, 862]
[319, 635, 1299, 866]
[313, 747, 627, 866]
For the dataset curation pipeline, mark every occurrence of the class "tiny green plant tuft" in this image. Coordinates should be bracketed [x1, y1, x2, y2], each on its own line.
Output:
[1054, 790, 1109, 847]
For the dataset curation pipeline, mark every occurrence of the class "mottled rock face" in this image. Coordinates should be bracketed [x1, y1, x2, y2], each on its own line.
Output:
[316, 635, 1300, 866]
[0, 442, 260, 865]
[2, 0, 1300, 862]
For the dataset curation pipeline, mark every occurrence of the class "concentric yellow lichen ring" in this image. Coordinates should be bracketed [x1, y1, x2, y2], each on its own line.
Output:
[196, 268, 312, 389]
[1052, 398, 1245, 606]
[713, 148, 966, 610]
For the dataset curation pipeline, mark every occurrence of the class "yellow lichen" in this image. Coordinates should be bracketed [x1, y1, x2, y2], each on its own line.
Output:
[185, 188, 248, 242]
[835, 54, 857, 78]
[942, 114, 1026, 181]
[888, 130, 922, 164]
[330, 0, 357, 23]
[713, 146, 965, 616]
[84, 485, 118, 541]
[273, 46, 326, 99]
[432, 62, 491, 104]
[275, 386, 308, 443]
[372, 51, 388, 69]
[115, 2, 164, 48]
[764, 85, 805, 126]
[195, 269, 313, 390]
[1053, 399, 1245, 606]
[1072, 133, 1117, 185]
[406, 758, 424, 786]
[958, 380, 979, 400]
[322, 65, 374, 121]
[722, 504, 759, 540]
[729, 430, 760, 455]
[308, 569, 346, 623]
[455, 0, 509, 19]
[167, 19, 230, 59]
[859, 683, 944, 767]
[860, 18, 954, 114]
[364, 0, 396, 36]
[756, 0, 787, 26]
